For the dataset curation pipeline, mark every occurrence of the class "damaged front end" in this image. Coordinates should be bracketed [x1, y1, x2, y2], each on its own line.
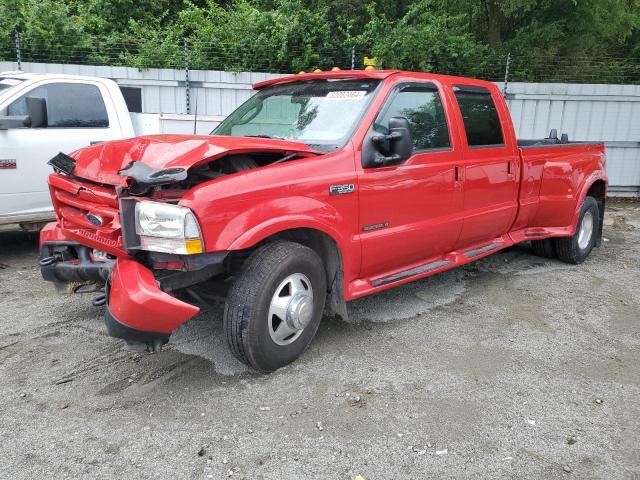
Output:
[41, 135, 319, 350]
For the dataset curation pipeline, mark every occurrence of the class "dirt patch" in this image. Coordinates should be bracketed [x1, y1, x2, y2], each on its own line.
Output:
[1, 201, 639, 479]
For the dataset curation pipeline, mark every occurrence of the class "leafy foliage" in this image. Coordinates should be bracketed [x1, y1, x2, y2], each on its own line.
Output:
[0, 0, 639, 82]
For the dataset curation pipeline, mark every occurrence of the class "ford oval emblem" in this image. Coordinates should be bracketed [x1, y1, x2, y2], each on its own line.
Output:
[86, 213, 104, 227]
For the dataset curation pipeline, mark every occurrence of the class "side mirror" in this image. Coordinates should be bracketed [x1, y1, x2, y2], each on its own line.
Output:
[26, 97, 47, 128]
[0, 114, 29, 130]
[0, 96, 47, 130]
[366, 116, 413, 167]
[387, 116, 413, 162]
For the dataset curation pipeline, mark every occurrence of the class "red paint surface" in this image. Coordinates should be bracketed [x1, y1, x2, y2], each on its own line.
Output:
[39, 221, 66, 248]
[41, 70, 607, 335]
[108, 258, 200, 334]
[68, 134, 318, 186]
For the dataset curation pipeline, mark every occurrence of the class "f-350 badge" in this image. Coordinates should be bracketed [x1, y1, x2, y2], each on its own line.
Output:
[329, 184, 355, 195]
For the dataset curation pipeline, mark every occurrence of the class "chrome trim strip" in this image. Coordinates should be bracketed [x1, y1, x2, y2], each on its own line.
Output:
[371, 260, 452, 287]
[463, 241, 502, 258]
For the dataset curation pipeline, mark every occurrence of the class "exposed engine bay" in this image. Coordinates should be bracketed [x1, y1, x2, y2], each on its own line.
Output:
[119, 152, 312, 195]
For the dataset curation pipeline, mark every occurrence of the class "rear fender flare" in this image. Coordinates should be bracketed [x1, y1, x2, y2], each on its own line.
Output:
[570, 172, 608, 234]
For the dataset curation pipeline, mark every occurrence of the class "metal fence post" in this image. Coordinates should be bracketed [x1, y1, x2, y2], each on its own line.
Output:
[351, 46, 355, 70]
[183, 39, 191, 115]
[503, 52, 511, 96]
[14, 30, 22, 71]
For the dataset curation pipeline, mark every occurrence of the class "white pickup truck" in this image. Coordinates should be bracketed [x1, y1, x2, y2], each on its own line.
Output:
[0, 71, 220, 230]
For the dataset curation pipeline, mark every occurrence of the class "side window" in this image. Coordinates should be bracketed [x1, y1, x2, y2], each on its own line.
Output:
[119, 86, 142, 113]
[374, 85, 450, 150]
[7, 83, 109, 128]
[453, 86, 503, 147]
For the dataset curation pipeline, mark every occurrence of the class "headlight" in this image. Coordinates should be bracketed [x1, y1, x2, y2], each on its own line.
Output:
[134, 201, 204, 254]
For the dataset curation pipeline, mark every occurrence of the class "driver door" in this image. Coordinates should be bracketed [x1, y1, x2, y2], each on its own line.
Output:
[357, 82, 464, 279]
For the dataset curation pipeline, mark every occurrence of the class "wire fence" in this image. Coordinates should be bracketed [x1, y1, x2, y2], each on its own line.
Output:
[2, 32, 640, 85]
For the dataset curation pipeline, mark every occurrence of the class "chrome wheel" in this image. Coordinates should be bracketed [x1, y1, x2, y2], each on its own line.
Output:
[578, 210, 594, 250]
[268, 273, 314, 346]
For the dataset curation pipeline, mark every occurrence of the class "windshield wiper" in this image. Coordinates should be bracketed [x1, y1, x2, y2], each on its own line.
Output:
[245, 134, 284, 140]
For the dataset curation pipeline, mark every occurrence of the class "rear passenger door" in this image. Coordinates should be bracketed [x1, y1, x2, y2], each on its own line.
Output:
[358, 82, 463, 278]
[451, 85, 520, 248]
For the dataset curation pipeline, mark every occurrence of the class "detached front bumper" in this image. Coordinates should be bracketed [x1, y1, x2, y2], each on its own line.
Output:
[105, 258, 200, 344]
[40, 221, 203, 346]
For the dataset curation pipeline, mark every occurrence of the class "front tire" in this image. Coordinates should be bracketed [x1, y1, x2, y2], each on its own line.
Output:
[554, 196, 600, 264]
[223, 241, 326, 372]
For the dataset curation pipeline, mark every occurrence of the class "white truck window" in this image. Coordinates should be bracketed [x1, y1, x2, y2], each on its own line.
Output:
[7, 83, 109, 128]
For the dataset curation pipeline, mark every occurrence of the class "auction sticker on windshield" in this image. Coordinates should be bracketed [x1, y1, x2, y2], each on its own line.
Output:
[325, 91, 367, 100]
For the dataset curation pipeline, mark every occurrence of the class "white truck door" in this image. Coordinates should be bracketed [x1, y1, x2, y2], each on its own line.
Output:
[0, 80, 123, 220]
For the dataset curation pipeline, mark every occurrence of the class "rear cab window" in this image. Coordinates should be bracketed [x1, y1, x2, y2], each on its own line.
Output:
[374, 83, 451, 152]
[7, 82, 109, 128]
[453, 85, 504, 148]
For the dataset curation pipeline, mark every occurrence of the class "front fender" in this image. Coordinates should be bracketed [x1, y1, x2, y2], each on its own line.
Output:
[226, 200, 348, 250]
[192, 194, 359, 286]
[228, 212, 349, 249]
[179, 147, 360, 281]
[194, 194, 353, 252]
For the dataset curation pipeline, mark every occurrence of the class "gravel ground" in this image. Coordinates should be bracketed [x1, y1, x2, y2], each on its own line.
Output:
[0, 200, 639, 480]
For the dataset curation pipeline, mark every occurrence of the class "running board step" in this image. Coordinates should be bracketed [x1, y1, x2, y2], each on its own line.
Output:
[463, 241, 503, 258]
[371, 260, 452, 287]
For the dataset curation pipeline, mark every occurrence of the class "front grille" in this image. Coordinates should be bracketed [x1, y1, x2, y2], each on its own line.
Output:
[49, 173, 124, 254]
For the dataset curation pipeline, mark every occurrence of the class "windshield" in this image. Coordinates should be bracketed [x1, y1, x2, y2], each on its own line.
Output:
[212, 79, 381, 152]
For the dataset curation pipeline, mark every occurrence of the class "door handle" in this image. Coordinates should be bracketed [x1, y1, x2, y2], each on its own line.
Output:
[454, 165, 463, 187]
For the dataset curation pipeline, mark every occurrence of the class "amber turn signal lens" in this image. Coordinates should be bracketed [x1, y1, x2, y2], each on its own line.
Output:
[185, 239, 204, 255]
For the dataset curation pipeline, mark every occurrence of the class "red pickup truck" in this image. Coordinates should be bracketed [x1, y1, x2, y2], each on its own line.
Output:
[39, 70, 607, 372]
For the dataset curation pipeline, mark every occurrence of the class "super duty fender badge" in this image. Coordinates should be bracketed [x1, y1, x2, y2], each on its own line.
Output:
[0, 159, 17, 169]
[362, 222, 389, 232]
[329, 184, 355, 196]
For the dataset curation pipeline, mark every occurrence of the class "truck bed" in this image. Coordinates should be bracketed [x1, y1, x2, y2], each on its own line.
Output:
[518, 139, 603, 148]
[511, 140, 606, 244]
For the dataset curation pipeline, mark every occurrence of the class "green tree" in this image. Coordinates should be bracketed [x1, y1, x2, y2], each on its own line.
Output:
[354, 1, 486, 74]
[0, 0, 638, 82]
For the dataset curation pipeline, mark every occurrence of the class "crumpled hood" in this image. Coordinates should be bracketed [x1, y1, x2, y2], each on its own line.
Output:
[69, 134, 319, 186]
